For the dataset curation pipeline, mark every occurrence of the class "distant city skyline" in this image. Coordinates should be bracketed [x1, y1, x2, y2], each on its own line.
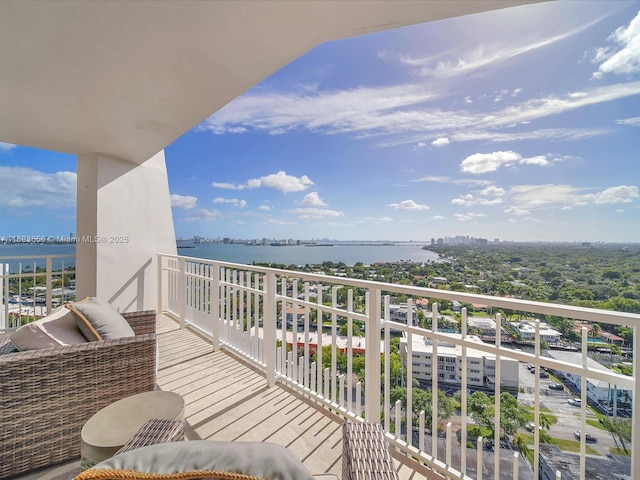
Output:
[1, 1, 639, 242]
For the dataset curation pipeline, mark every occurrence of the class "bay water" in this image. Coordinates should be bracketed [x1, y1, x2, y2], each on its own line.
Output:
[0, 242, 439, 271]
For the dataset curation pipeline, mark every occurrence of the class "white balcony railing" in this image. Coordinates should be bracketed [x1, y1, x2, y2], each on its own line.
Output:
[0, 254, 76, 331]
[157, 253, 640, 480]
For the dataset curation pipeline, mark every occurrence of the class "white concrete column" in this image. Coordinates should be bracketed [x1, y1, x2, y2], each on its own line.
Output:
[76, 150, 176, 312]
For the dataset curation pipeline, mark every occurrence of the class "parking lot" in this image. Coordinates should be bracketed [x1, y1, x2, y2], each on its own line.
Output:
[516, 362, 617, 455]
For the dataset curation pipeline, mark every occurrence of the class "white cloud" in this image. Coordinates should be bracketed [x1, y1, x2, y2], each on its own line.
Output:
[249, 171, 314, 192]
[358, 216, 394, 223]
[464, 96, 473, 104]
[403, 20, 600, 79]
[0, 166, 75, 209]
[453, 190, 503, 206]
[413, 176, 493, 187]
[267, 218, 296, 225]
[432, 137, 450, 147]
[592, 10, 640, 78]
[387, 200, 429, 211]
[510, 184, 590, 208]
[284, 207, 344, 219]
[493, 89, 508, 102]
[300, 191, 327, 206]
[0, 142, 17, 152]
[416, 142, 426, 149]
[212, 181, 243, 190]
[431, 215, 444, 220]
[480, 186, 506, 196]
[507, 184, 638, 210]
[199, 83, 440, 137]
[616, 116, 640, 126]
[213, 197, 247, 207]
[504, 206, 530, 216]
[461, 151, 555, 173]
[521, 155, 550, 166]
[449, 127, 610, 144]
[454, 212, 487, 221]
[199, 67, 640, 149]
[568, 91, 588, 98]
[460, 151, 522, 174]
[170, 194, 197, 209]
[213, 171, 314, 193]
[184, 209, 221, 222]
[259, 205, 272, 211]
[592, 185, 639, 204]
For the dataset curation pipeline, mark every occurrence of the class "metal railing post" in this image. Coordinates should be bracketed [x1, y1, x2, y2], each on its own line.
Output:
[45, 256, 53, 314]
[633, 326, 640, 479]
[156, 254, 163, 315]
[178, 257, 186, 328]
[365, 287, 381, 422]
[264, 272, 277, 387]
[211, 262, 220, 351]
[1, 264, 7, 330]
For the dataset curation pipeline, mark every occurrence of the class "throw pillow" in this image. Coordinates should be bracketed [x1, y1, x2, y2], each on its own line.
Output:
[9, 305, 88, 351]
[65, 297, 135, 341]
[75, 440, 315, 480]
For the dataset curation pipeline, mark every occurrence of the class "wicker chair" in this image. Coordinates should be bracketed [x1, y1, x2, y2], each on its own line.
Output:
[342, 422, 399, 480]
[0, 310, 157, 480]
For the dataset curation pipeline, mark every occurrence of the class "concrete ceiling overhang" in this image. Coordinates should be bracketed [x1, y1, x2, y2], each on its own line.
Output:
[0, 0, 542, 164]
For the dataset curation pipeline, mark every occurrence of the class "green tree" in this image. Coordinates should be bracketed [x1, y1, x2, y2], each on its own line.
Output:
[468, 391, 494, 435]
[499, 392, 528, 437]
[600, 417, 632, 454]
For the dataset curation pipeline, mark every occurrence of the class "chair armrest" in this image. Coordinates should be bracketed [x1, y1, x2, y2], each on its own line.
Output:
[342, 422, 398, 480]
[123, 310, 156, 335]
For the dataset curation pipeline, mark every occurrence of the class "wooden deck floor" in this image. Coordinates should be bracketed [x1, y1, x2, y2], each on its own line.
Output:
[155, 314, 344, 476]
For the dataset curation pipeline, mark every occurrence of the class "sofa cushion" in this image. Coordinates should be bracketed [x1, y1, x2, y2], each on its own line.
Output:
[9, 306, 88, 351]
[77, 440, 315, 480]
[66, 297, 135, 341]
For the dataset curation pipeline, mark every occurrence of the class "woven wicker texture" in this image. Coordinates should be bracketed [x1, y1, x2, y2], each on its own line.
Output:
[342, 422, 399, 480]
[116, 419, 186, 456]
[74, 469, 265, 480]
[0, 311, 157, 480]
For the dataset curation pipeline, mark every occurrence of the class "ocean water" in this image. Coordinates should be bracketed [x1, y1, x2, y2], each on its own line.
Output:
[0, 242, 439, 268]
[176, 242, 440, 266]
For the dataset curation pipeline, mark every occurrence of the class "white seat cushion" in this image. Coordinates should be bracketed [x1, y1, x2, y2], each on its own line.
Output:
[9, 305, 88, 350]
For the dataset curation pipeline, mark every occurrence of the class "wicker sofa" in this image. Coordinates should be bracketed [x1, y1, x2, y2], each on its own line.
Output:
[0, 310, 157, 479]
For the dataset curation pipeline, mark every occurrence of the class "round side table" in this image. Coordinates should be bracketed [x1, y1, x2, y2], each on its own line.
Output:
[80, 390, 185, 469]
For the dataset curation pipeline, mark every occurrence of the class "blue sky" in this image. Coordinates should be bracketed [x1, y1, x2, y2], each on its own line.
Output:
[2, 1, 640, 242]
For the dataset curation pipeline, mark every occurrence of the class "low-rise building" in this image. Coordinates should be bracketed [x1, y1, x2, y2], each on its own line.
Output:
[467, 317, 497, 335]
[547, 350, 633, 407]
[399, 333, 519, 389]
[517, 321, 562, 343]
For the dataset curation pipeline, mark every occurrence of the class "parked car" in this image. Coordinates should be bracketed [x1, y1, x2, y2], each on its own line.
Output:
[574, 431, 596, 442]
[568, 398, 582, 406]
[548, 383, 563, 390]
[540, 371, 549, 378]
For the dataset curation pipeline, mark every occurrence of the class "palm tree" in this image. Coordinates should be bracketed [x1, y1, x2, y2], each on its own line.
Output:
[512, 433, 529, 458]
[591, 323, 602, 338]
